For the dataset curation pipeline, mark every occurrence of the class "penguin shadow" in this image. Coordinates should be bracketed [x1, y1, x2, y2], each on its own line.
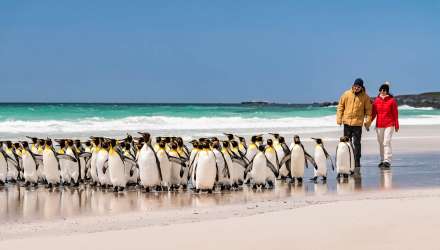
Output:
[379, 169, 393, 190]
[313, 181, 329, 195]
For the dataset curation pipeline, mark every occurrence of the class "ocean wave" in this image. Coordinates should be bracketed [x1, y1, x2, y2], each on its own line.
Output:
[398, 105, 434, 111]
[0, 115, 439, 134]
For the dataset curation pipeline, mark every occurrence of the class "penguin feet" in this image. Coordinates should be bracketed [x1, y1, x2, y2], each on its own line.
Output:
[0, 180, 4, 186]
[145, 187, 150, 192]
[118, 186, 125, 192]
[24, 181, 31, 187]
[322, 176, 327, 182]
[113, 186, 119, 192]
[336, 173, 341, 179]
[297, 178, 303, 184]
[343, 174, 349, 179]
[266, 180, 274, 189]
[207, 189, 213, 194]
[252, 184, 258, 190]
[310, 176, 318, 182]
[181, 184, 187, 190]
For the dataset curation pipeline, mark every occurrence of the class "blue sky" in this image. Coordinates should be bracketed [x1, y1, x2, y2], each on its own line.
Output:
[0, 1, 439, 103]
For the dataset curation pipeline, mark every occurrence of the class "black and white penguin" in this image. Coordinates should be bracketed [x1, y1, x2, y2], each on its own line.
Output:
[335, 136, 352, 179]
[275, 136, 290, 179]
[212, 141, 231, 190]
[193, 142, 217, 193]
[20, 141, 39, 186]
[281, 135, 317, 184]
[137, 133, 162, 192]
[311, 138, 334, 182]
[108, 139, 128, 191]
[42, 139, 61, 187]
[245, 145, 279, 189]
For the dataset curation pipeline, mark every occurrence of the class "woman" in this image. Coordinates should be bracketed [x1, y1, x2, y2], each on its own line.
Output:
[370, 82, 399, 168]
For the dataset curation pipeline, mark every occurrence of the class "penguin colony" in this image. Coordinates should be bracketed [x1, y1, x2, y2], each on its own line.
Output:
[0, 133, 356, 192]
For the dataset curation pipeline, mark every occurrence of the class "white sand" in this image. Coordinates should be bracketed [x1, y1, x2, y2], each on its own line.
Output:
[1, 188, 440, 250]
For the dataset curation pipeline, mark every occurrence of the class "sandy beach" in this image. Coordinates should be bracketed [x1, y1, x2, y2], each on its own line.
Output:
[0, 124, 439, 250]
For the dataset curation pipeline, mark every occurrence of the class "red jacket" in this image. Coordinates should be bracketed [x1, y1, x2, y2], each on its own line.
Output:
[371, 95, 399, 129]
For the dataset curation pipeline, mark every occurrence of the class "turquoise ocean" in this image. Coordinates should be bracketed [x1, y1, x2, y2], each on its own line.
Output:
[0, 103, 439, 139]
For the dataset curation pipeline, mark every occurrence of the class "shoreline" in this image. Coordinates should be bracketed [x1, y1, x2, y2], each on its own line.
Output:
[1, 187, 440, 249]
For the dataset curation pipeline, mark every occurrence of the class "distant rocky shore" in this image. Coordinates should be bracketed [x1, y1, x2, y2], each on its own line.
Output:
[241, 92, 440, 109]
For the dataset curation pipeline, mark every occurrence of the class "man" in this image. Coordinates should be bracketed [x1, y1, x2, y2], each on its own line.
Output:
[336, 78, 372, 170]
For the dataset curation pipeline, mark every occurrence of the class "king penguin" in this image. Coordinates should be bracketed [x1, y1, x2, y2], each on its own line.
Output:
[245, 145, 279, 189]
[335, 136, 352, 179]
[311, 138, 334, 182]
[137, 133, 162, 192]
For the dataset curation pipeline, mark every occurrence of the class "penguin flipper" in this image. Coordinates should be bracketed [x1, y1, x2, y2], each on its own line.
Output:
[279, 154, 291, 167]
[79, 152, 92, 158]
[304, 152, 318, 170]
[220, 152, 231, 178]
[102, 160, 109, 175]
[169, 156, 184, 164]
[265, 157, 279, 177]
[322, 147, 335, 170]
[57, 153, 78, 163]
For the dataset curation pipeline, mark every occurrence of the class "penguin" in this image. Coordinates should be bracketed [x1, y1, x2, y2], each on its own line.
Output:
[74, 140, 86, 182]
[311, 138, 334, 182]
[20, 141, 40, 186]
[245, 145, 279, 189]
[188, 140, 202, 188]
[335, 136, 352, 179]
[275, 136, 290, 180]
[96, 140, 111, 188]
[245, 136, 259, 162]
[42, 139, 61, 187]
[176, 138, 189, 189]
[168, 142, 183, 190]
[65, 140, 80, 186]
[212, 141, 231, 190]
[107, 139, 129, 191]
[13, 142, 24, 181]
[89, 137, 101, 185]
[264, 139, 279, 172]
[0, 142, 8, 185]
[347, 141, 356, 175]
[193, 142, 218, 193]
[56, 139, 71, 185]
[156, 141, 172, 190]
[4, 141, 19, 182]
[229, 140, 247, 186]
[237, 136, 247, 156]
[122, 141, 138, 186]
[281, 135, 317, 184]
[137, 133, 162, 192]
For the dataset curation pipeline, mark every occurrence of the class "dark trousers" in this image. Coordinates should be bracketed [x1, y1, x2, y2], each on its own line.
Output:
[344, 125, 362, 167]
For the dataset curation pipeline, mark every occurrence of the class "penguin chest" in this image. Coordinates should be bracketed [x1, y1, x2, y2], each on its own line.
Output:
[336, 143, 351, 173]
[314, 147, 327, 176]
[195, 152, 216, 189]
[291, 146, 305, 177]
[138, 148, 160, 184]
[251, 154, 269, 183]
[108, 153, 126, 185]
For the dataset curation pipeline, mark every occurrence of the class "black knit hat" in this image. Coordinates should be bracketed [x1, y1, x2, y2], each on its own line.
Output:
[353, 78, 364, 88]
[379, 83, 390, 93]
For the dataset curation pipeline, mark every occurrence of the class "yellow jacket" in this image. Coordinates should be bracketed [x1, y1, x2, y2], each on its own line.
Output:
[336, 89, 372, 127]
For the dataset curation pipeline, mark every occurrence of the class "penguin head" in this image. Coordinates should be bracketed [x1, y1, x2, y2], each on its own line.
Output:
[125, 133, 134, 143]
[212, 141, 220, 150]
[74, 140, 81, 148]
[59, 140, 67, 149]
[119, 141, 126, 148]
[202, 142, 210, 150]
[340, 136, 350, 142]
[5, 141, 12, 148]
[171, 142, 178, 151]
[176, 137, 184, 147]
[13, 142, 21, 150]
[312, 138, 323, 145]
[158, 141, 166, 149]
[257, 136, 263, 143]
[109, 139, 117, 148]
[238, 136, 245, 143]
[102, 141, 110, 150]
[293, 135, 301, 144]
[92, 137, 101, 147]
[164, 137, 171, 144]
[258, 145, 265, 152]
[21, 141, 29, 149]
[270, 133, 280, 139]
[45, 139, 53, 147]
[155, 137, 162, 144]
[278, 137, 285, 144]
[224, 133, 234, 141]
[251, 136, 257, 143]
[231, 140, 239, 148]
[85, 141, 92, 147]
[222, 141, 230, 148]
[267, 139, 273, 146]
[125, 142, 131, 151]
[27, 136, 38, 144]
[67, 140, 74, 147]
[197, 143, 203, 150]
